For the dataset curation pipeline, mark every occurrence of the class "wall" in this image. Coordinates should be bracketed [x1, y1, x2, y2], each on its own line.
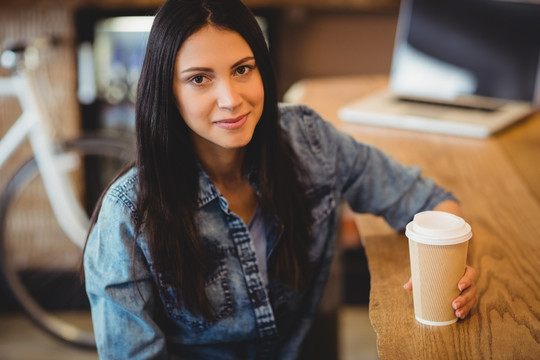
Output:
[274, 8, 398, 97]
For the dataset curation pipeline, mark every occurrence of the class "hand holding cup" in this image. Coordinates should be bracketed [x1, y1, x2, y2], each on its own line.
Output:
[404, 265, 477, 319]
[404, 211, 476, 325]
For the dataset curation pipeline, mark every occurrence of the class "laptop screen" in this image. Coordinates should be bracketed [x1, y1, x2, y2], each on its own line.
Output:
[390, 0, 540, 108]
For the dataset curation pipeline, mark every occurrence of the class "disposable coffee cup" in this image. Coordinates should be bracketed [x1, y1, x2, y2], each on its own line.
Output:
[405, 211, 472, 326]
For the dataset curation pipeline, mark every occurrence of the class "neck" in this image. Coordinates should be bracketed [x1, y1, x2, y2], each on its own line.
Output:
[197, 146, 246, 185]
[196, 144, 257, 225]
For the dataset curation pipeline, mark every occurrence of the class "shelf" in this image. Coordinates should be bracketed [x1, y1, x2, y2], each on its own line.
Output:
[0, 0, 400, 11]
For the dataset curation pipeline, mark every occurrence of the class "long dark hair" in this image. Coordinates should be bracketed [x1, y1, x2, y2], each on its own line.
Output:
[134, 0, 313, 320]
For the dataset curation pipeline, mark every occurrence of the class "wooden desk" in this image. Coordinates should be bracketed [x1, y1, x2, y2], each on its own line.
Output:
[285, 76, 540, 359]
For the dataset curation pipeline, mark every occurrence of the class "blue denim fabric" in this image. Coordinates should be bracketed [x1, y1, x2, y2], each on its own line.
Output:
[84, 104, 456, 359]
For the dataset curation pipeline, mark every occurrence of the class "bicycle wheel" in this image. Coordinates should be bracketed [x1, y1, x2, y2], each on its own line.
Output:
[0, 134, 134, 349]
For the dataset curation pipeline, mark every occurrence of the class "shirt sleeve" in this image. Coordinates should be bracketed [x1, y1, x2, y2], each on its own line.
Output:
[84, 192, 168, 359]
[341, 139, 458, 230]
[291, 105, 458, 230]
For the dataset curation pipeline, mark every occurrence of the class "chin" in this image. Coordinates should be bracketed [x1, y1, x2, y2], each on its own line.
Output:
[220, 136, 253, 150]
[221, 141, 250, 150]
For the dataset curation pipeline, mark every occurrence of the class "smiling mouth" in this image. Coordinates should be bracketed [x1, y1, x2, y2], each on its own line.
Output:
[214, 113, 249, 130]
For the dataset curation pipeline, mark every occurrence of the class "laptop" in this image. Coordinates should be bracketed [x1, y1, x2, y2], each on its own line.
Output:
[338, 0, 540, 138]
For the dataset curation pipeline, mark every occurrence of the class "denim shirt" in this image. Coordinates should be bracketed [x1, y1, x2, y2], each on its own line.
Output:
[84, 104, 456, 359]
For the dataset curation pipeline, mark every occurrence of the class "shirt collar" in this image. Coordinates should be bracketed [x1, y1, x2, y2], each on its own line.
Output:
[195, 162, 260, 208]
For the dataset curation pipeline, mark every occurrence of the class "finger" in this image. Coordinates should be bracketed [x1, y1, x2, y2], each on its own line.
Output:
[403, 277, 412, 291]
[458, 265, 477, 291]
[453, 282, 478, 309]
[453, 286, 478, 319]
[455, 297, 475, 319]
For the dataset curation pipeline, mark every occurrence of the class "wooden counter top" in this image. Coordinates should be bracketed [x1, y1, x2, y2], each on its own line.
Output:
[285, 75, 540, 359]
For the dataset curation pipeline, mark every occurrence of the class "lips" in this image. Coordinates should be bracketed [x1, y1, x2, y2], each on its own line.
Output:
[214, 113, 248, 130]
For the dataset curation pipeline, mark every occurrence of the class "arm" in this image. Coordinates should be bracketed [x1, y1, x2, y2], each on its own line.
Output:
[84, 193, 167, 359]
[403, 200, 478, 320]
[290, 106, 458, 230]
[282, 106, 477, 318]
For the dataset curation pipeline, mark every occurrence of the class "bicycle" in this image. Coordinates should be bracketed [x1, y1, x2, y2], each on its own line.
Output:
[0, 37, 134, 349]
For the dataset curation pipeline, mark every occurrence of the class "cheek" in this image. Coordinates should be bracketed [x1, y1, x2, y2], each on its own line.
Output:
[249, 78, 265, 107]
[173, 81, 204, 119]
[173, 85, 189, 118]
[176, 92, 208, 127]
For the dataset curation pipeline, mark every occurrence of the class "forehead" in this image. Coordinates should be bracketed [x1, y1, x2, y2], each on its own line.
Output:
[176, 25, 253, 67]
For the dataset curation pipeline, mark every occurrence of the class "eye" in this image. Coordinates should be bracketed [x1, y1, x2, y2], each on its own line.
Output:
[190, 75, 207, 85]
[235, 65, 253, 76]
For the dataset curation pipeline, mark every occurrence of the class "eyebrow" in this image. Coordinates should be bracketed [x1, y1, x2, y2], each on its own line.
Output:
[181, 56, 256, 74]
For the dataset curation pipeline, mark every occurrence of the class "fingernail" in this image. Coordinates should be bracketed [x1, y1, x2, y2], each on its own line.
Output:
[452, 301, 459, 310]
[458, 283, 464, 291]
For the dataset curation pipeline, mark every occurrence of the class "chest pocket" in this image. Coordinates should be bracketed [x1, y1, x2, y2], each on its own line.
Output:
[156, 246, 234, 332]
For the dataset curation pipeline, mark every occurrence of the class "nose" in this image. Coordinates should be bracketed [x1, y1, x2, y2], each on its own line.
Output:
[216, 79, 242, 110]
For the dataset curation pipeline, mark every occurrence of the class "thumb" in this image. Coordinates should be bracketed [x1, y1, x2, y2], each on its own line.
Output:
[403, 277, 413, 291]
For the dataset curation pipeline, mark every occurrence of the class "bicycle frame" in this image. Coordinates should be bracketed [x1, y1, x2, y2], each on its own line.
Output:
[0, 70, 89, 248]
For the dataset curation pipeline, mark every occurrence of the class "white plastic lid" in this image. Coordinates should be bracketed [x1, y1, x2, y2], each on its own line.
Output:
[405, 211, 472, 245]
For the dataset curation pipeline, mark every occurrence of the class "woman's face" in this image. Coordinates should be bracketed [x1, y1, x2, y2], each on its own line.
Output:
[173, 25, 264, 154]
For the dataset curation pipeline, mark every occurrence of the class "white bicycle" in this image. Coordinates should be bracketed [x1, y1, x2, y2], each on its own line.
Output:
[0, 37, 133, 348]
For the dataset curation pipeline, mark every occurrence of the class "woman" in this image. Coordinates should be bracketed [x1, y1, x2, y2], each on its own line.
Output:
[83, 0, 477, 358]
